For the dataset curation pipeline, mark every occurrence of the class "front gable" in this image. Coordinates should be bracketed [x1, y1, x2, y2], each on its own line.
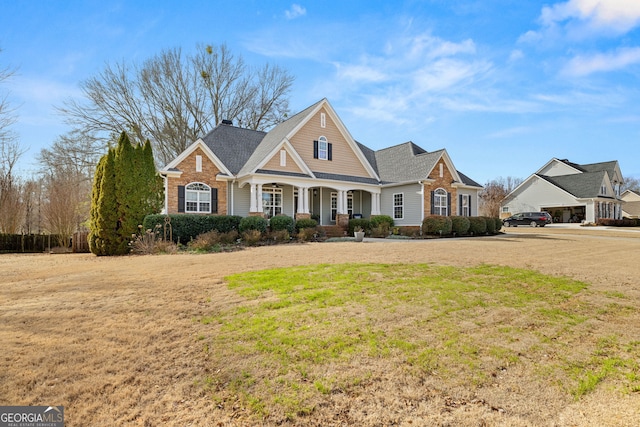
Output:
[255, 139, 314, 177]
[598, 173, 614, 197]
[161, 139, 233, 178]
[287, 102, 379, 180]
[425, 151, 462, 185]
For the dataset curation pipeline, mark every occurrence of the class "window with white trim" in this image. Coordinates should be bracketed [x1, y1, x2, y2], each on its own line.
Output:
[262, 187, 282, 218]
[185, 182, 211, 213]
[393, 193, 404, 219]
[318, 136, 328, 160]
[330, 192, 353, 221]
[434, 188, 447, 216]
[461, 194, 470, 216]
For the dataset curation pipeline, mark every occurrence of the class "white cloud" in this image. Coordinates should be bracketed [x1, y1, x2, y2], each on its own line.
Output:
[486, 126, 533, 139]
[285, 4, 306, 20]
[562, 47, 640, 76]
[541, 0, 640, 33]
[405, 34, 476, 60]
[334, 62, 388, 83]
[524, 0, 640, 41]
[509, 49, 524, 62]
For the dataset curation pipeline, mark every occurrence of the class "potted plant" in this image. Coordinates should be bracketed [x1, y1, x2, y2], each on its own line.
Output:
[354, 226, 365, 242]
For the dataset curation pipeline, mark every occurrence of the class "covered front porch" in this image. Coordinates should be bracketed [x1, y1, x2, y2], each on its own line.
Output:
[238, 179, 381, 226]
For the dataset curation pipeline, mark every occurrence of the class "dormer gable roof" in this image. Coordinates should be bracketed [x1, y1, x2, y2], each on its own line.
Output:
[238, 99, 379, 180]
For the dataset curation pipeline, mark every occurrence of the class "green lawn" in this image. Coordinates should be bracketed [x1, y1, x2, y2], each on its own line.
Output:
[198, 263, 640, 421]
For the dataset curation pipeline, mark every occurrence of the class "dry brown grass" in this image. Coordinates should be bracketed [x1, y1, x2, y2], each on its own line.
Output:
[1, 226, 639, 426]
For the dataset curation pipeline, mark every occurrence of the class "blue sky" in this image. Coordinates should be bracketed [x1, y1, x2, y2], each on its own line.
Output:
[2, 0, 640, 184]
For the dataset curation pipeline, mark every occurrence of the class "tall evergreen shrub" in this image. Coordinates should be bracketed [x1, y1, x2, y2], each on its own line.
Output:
[89, 132, 163, 255]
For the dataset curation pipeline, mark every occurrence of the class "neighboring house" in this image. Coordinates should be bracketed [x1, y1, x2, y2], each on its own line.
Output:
[159, 98, 483, 228]
[501, 158, 625, 223]
[621, 189, 640, 219]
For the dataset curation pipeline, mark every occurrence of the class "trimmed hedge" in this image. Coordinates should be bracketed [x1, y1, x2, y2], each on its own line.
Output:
[295, 218, 318, 231]
[450, 216, 471, 235]
[483, 216, 496, 234]
[468, 216, 487, 235]
[142, 214, 242, 245]
[348, 218, 371, 234]
[494, 217, 503, 233]
[370, 215, 394, 229]
[597, 218, 640, 227]
[269, 215, 295, 234]
[422, 215, 452, 235]
[239, 216, 268, 234]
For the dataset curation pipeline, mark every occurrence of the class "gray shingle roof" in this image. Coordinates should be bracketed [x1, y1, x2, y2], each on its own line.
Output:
[374, 142, 442, 183]
[579, 161, 618, 181]
[538, 171, 608, 198]
[457, 170, 483, 188]
[186, 100, 481, 189]
[200, 124, 266, 174]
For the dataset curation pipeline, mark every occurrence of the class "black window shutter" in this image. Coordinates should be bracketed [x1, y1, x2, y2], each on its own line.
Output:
[447, 192, 451, 216]
[469, 195, 472, 216]
[430, 191, 435, 215]
[459, 194, 463, 215]
[211, 187, 218, 213]
[313, 140, 318, 159]
[178, 185, 185, 213]
[328, 143, 333, 161]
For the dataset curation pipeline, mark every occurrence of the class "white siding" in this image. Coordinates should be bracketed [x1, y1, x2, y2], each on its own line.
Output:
[503, 177, 578, 214]
[538, 160, 581, 177]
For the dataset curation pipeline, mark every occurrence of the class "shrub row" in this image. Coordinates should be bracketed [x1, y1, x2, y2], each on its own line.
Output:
[143, 214, 242, 245]
[597, 218, 640, 227]
[143, 214, 319, 245]
[422, 216, 501, 237]
[348, 215, 395, 235]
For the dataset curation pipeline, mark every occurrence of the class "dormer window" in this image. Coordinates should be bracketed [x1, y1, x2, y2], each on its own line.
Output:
[601, 184, 607, 195]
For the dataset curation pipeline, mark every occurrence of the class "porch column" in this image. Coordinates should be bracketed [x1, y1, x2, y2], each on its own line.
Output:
[257, 184, 263, 214]
[250, 184, 257, 212]
[337, 190, 344, 214]
[371, 192, 381, 215]
[341, 190, 348, 215]
[304, 187, 310, 214]
[296, 186, 305, 214]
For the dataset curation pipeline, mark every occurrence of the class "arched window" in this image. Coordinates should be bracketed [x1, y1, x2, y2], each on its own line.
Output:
[318, 136, 328, 160]
[185, 182, 211, 213]
[433, 188, 448, 216]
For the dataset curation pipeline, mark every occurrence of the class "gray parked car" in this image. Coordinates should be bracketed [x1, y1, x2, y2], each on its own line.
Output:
[502, 212, 552, 227]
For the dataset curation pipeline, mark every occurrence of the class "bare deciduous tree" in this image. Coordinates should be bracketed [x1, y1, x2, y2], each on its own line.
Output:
[58, 43, 295, 166]
[0, 48, 27, 233]
[622, 176, 640, 194]
[42, 169, 90, 249]
[39, 129, 104, 183]
[479, 176, 523, 217]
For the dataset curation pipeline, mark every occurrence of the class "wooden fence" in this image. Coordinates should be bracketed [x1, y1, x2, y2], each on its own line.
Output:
[0, 232, 91, 253]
